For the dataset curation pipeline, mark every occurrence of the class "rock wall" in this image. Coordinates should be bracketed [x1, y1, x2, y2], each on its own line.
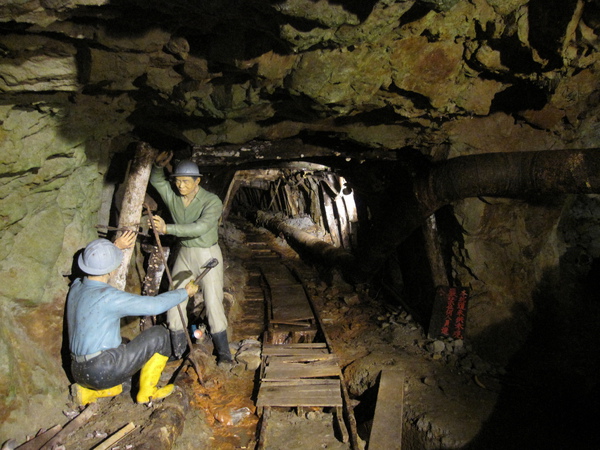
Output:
[450, 197, 565, 364]
[0, 92, 136, 435]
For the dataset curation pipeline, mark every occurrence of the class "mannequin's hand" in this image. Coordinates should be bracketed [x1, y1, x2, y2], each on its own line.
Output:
[114, 230, 137, 249]
[149, 215, 167, 234]
[185, 280, 199, 297]
[155, 151, 173, 168]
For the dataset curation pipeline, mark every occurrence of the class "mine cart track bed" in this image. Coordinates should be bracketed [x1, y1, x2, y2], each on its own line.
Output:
[242, 241, 358, 449]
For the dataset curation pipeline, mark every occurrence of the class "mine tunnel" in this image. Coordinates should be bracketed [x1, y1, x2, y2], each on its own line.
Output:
[2, 0, 600, 449]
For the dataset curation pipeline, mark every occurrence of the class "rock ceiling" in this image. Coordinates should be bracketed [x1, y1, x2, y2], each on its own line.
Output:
[2, 0, 599, 161]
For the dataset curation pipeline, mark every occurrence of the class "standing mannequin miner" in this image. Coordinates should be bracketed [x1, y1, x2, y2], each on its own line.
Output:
[149, 151, 233, 367]
[67, 232, 199, 405]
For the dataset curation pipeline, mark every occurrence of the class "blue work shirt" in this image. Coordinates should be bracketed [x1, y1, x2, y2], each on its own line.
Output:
[67, 278, 187, 356]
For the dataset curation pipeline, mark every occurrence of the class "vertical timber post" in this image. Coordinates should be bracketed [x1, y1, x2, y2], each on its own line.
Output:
[109, 142, 158, 290]
[423, 214, 448, 288]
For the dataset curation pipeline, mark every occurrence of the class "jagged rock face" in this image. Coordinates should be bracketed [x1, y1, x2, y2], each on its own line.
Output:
[2, 0, 599, 148]
[0, 0, 600, 437]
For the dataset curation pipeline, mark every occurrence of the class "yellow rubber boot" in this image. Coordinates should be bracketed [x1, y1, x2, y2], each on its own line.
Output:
[71, 383, 123, 406]
[136, 353, 174, 404]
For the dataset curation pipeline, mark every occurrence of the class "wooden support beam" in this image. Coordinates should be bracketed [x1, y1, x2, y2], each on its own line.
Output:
[334, 194, 350, 249]
[342, 192, 359, 250]
[192, 138, 398, 166]
[221, 174, 242, 223]
[284, 184, 299, 217]
[109, 142, 157, 290]
[322, 189, 341, 247]
[423, 214, 448, 288]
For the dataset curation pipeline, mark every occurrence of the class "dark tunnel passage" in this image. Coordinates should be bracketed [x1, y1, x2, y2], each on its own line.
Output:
[209, 150, 600, 450]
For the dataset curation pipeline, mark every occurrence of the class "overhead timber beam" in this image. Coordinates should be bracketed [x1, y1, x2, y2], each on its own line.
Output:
[192, 138, 397, 167]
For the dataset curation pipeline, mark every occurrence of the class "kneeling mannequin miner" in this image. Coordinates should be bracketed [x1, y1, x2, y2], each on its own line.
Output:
[67, 231, 198, 405]
[149, 152, 233, 367]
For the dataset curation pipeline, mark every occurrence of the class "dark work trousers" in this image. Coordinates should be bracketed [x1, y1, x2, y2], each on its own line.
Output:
[71, 325, 171, 390]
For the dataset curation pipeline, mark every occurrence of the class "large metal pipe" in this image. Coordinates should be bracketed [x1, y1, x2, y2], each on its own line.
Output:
[358, 148, 600, 280]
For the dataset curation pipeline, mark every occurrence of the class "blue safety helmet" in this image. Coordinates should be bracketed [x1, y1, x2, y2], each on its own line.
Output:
[171, 160, 201, 178]
[78, 238, 123, 275]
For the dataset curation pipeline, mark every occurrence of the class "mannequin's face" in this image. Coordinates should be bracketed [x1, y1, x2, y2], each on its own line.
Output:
[175, 176, 200, 196]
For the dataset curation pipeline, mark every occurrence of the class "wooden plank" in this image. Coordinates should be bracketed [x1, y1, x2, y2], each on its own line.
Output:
[270, 286, 314, 321]
[41, 402, 100, 449]
[335, 406, 349, 444]
[257, 385, 343, 407]
[258, 391, 342, 407]
[269, 286, 308, 301]
[262, 344, 328, 357]
[271, 309, 314, 322]
[260, 378, 340, 387]
[253, 254, 280, 260]
[369, 370, 405, 450]
[246, 286, 264, 292]
[262, 343, 327, 351]
[271, 294, 310, 309]
[256, 406, 270, 449]
[266, 354, 338, 364]
[259, 383, 340, 395]
[263, 360, 340, 379]
[258, 381, 342, 401]
[263, 348, 328, 357]
[270, 285, 307, 296]
[247, 242, 268, 247]
[16, 424, 62, 450]
[272, 306, 314, 322]
[260, 264, 298, 286]
[264, 342, 327, 348]
[266, 355, 338, 365]
[92, 422, 136, 450]
[270, 320, 313, 327]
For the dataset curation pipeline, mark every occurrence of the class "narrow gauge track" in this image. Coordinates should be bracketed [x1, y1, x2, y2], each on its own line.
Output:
[239, 227, 360, 450]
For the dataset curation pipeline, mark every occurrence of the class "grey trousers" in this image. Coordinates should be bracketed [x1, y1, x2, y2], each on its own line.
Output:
[71, 325, 171, 390]
[167, 244, 227, 334]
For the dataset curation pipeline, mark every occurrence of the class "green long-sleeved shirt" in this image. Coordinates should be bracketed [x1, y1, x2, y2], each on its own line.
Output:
[150, 165, 222, 248]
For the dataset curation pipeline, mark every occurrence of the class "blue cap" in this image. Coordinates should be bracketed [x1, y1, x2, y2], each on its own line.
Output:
[78, 238, 123, 275]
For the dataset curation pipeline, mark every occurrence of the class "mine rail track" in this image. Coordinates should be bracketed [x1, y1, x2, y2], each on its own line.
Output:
[242, 232, 359, 450]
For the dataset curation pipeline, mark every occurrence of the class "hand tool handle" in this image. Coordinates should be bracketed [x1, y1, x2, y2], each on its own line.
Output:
[193, 258, 219, 285]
